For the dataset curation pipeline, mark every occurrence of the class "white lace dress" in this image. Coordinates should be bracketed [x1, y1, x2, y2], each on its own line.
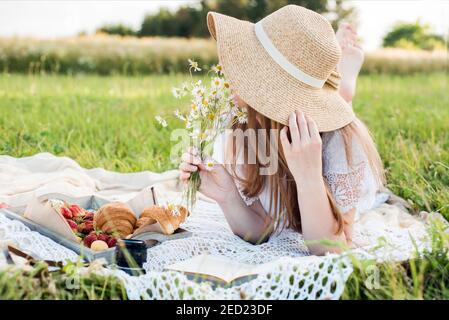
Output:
[212, 130, 389, 222]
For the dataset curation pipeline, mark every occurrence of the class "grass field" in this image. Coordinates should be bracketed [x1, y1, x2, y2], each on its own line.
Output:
[0, 72, 448, 299]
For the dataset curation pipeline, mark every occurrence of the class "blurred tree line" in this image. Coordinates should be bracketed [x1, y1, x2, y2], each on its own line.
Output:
[95, 0, 446, 51]
[97, 23, 136, 37]
[382, 21, 446, 51]
[97, 0, 356, 37]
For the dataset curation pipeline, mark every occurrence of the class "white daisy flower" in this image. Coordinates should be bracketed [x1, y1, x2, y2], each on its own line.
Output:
[236, 111, 248, 124]
[198, 130, 210, 142]
[155, 115, 168, 128]
[210, 89, 224, 101]
[229, 101, 239, 116]
[192, 85, 206, 98]
[188, 59, 202, 72]
[211, 64, 223, 74]
[189, 102, 202, 117]
[211, 77, 224, 89]
[204, 159, 215, 171]
[167, 203, 181, 216]
[171, 87, 181, 99]
[174, 109, 186, 121]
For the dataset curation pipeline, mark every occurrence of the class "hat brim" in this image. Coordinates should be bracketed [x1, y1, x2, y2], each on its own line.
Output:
[207, 12, 355, 132]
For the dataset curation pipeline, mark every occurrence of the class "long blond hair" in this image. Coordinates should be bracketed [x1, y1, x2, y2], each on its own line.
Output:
[227, 106, 385, 235]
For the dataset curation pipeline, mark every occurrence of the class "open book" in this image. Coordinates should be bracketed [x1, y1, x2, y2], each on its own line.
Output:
[166, 254, 280, 284]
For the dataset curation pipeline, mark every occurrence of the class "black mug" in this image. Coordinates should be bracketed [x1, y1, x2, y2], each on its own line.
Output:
[115, 239, 147, 276]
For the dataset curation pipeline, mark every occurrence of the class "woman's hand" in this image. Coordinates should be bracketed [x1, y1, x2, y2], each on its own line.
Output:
[179, 148, 237, 204]
[281, 111, 348, 254]
[280, 111, 323, 187]
[180, 148, 273, 244]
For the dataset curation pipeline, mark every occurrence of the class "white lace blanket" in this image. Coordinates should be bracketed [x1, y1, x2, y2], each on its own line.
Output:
[0, 153, 434, 300]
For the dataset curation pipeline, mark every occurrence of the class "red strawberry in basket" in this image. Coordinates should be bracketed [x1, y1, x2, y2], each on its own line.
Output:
[77, 221, 94, 234]
[84, 232, 98, 248]
[85, 221, 94, 232]
[66, 219, 77, 230]
[69, 204, 84, 217]
[97, 233, 109, 243]
[107, 237, 118, 248]
[84, 212, 94, 221]
[61, 207, 73, 219]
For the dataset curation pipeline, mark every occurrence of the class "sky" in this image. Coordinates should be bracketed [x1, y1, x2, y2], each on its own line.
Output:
[0, 0, 448, 51]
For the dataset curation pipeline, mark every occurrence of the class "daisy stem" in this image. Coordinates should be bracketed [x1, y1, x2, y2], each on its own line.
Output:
[184, 170, 201, 211]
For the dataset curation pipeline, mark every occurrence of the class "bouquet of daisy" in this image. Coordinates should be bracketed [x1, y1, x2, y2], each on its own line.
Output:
[156, 59, 247, 209]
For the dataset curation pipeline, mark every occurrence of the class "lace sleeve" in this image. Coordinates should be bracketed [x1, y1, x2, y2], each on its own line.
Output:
[322, 131, 378, 218]
[235, 180, 259, 206]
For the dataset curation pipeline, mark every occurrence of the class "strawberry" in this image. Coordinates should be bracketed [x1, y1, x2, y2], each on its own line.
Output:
[66, 219, 77, 230]
[77, 221, 94, 234]
[73, 215, 85, 224]
[97, 233, 109, 242]
[69, 204, 84, 217]
[61, 207, 73, 219]
[83, 232, 98, 248]
[84, 212, 94, 221]
[85, 221, 94, 232]
[107, 237, 118, 248]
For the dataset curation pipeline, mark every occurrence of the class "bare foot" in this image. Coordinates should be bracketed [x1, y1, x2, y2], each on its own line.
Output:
[336, 23, 364, 103]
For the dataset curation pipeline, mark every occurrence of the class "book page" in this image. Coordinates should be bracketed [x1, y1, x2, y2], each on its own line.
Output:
[166, 254, 322, 283]
[166, 254, 259, 283]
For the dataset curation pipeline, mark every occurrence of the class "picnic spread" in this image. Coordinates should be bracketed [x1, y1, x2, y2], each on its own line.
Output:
[0, 152, 442, 299]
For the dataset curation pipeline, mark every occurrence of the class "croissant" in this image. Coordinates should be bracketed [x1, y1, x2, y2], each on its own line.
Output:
[94, 202, 136, 237]
[135, 208, 158, 228]
[139, 205, 189, 235]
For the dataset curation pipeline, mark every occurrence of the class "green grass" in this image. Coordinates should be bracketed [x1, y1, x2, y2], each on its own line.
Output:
[0, 261, 127, 300]
[0, 73, 448, 299]
[353, 73, 449, 217]
[0, 73, 188, 173]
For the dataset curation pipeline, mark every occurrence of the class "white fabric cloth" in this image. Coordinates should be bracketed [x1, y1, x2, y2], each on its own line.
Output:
[0, 152, 178, 208]
[212, 130, 389, 221]
[0, 153, 435, 300]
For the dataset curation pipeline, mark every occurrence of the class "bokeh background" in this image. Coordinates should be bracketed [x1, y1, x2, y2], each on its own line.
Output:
[0, 0, 448, 74]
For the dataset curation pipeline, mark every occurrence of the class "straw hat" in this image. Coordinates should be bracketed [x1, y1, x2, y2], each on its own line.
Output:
[207, 5, 355, 132]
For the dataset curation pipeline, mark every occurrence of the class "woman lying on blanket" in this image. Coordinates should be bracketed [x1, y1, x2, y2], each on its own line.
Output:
[179, 5, 387, 255]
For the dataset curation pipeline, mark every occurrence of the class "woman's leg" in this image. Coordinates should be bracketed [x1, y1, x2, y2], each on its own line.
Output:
[336, 23, 364, 104]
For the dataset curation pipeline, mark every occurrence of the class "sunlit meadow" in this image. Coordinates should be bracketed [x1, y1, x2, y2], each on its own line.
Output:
[0, 70, 447, 299]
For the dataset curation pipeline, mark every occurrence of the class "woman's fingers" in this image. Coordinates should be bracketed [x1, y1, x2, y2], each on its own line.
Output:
[179, 171, 191, 181]
[187, 146, 199, 156]
[179, 162, 198, 173]
[305, 114, 320, 142]
[280, 126, 290, 152]
[288, 110, 314, 145]
[296, 110, 309, 142]
[288, 112, 300, 145]
[179, 150, 201, 181]
[181, 152, 201, 165]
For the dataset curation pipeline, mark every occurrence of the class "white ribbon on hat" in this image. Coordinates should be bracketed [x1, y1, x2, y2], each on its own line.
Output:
[254, 21, 325, 89]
